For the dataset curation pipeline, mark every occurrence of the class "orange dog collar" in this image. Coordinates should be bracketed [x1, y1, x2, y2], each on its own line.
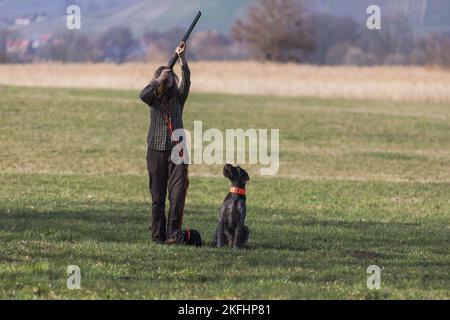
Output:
[230, 187, 246, 195]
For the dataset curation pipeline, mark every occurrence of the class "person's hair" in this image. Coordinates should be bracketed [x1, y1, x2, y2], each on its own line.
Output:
[153, 66, 179, 98]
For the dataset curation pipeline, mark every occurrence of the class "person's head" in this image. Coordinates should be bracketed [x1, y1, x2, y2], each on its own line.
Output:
[153, 66, 179, 97]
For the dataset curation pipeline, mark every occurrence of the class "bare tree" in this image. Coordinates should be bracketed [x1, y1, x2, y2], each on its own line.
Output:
[232, 0, 312, 62]
[97, 27, 137, 63]
[191, 31, 242, 61]
[417, 32, 450, 68]
[307, 14, 360, 64]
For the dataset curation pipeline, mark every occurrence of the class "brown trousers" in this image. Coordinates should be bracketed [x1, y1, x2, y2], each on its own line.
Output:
[146, 148, 189, 243]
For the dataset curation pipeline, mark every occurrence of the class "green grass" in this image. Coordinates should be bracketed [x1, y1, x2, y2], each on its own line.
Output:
[0, 86, 449, 299]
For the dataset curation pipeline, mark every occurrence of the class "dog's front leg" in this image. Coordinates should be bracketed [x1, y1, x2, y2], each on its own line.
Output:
[233, 225, 249, 249]
[232, 227, 240, 248]
[216, 222, 225, 248]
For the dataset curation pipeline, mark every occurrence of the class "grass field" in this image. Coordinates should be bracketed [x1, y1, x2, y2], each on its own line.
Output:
[0, 85, 449, 299]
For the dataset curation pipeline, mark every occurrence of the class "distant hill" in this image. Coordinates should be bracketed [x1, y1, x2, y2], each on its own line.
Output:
[1, 0, 253, 36]
[1, 0, 449, 37]
[305, 0, 450, 32]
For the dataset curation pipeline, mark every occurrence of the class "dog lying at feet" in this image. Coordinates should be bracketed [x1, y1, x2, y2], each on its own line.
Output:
[165, 228, 202, 247]
[213, 164, 250, 249]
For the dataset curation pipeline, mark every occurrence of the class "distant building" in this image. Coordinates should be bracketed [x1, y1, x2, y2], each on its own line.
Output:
[7, 38, 32, 55]
[15, 16, 32, 26]
[13, 13, 47, 26]
[34, 13, 47, 23]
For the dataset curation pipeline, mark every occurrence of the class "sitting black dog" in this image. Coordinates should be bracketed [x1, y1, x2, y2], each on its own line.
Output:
[213, 164, 250, 249]
[165, 228, 202, 247]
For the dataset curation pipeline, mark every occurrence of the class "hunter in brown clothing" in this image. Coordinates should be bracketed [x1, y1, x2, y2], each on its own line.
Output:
[139, 42, 190, 244]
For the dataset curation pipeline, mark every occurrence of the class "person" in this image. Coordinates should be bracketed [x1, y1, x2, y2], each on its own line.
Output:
[139, 42, 190, 244]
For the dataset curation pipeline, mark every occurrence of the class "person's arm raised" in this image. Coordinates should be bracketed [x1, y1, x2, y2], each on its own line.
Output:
[176, 42, 191, 105]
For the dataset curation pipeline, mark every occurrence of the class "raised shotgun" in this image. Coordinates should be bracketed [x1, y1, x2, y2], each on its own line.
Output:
[167, 10, 202, 69]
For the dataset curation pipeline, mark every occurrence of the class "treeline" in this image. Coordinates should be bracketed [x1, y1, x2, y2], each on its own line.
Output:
[1, 0, 449, 67]
[0, 27, 245, 64]
[233, 0, 450, 67]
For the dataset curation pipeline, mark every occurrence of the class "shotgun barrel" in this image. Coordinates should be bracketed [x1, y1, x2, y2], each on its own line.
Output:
[167, 11, 202, 69]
